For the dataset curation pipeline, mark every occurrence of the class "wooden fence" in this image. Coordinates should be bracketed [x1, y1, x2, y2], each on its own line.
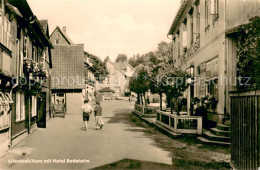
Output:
[230, 90, 260, 169]
[156, 110, 202, 134]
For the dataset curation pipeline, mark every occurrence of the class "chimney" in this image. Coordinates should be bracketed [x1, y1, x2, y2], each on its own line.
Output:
[62, 26, 66, 33]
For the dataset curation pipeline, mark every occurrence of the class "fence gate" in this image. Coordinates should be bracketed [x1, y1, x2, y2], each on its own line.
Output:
[230, 91, 260, 169]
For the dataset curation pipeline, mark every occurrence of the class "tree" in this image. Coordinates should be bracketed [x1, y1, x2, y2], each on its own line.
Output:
[89, 54, 109, 82]
[129, 65, 151, 106]
[115, 54, 127, 63]
[128, 56, 137, 68]
[236, 16, 260, 90]
[148, 42, 172, 110]
[157, 63, 189, 114]
[156, 41, 173, 64]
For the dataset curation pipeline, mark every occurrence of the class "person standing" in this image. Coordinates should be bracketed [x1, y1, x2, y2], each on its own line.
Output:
[129, 96, 132, 104]
[81, 99, 93, 131]
[94, 101, 104, 130]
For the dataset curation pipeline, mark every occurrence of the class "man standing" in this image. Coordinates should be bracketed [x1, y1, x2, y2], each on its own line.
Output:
[81, 99, 93, 131]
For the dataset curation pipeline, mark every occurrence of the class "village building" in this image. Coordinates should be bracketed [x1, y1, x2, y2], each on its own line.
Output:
[168, 0, 227, 125]
[95, 59, 134, 98]
[168, 0, 260, 148]
[0, 0, 53, 155]
[83, 52, 96, 101]
[50, 26, 85, 114]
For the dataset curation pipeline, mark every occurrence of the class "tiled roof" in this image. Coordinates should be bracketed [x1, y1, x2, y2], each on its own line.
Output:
[51, 45, 85, 90]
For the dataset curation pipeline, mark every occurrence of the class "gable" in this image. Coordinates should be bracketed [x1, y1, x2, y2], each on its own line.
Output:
[50, 27, 73, 45]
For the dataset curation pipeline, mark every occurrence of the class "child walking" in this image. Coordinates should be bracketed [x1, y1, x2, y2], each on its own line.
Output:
[81, 99, 93, 131]
[94, 101, 104, 130]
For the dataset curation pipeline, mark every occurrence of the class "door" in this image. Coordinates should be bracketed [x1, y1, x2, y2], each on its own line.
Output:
[37, 93, 46, 128]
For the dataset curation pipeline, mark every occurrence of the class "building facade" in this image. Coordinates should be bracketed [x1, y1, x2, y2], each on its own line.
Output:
[96, 59, 134, 97]
[84, 52, 95, 101]
[168, 0, 226, 126]
[168, 0, 260, 125]
[50, 26, 85, 114]
[0, 0, 53, 155]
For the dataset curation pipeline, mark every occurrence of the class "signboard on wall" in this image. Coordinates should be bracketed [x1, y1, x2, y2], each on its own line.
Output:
[206, 58, 218, 78]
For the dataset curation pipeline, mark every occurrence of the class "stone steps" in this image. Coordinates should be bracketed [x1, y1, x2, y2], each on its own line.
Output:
[197, 137, 230, 146]
[197, 122, 231, 146]
[210, 128, 230, 137]
[203, 131, 230, 142]
[217, 124, 231, 131]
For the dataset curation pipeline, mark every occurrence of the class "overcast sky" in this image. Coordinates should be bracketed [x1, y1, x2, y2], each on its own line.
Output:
[27, 0, 180, 61]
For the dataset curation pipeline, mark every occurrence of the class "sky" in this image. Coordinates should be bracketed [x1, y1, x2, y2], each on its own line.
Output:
[27, 0, 181, 61]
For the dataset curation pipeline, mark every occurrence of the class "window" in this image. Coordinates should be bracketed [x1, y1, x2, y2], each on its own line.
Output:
[177, 31, 180, 57]
[23, 36, 27, 58]
[16, 93, 25, 122]
[41, 51, 46, 69]
[190, 13, 194, 44]
[196, 4, 200, 34]
[55, 39, 59, 44]
[4, 17, 11, 49]
[182, 21, 187, 48]
[210, 0, 218, 16]
[32, 46, 36, 60]
[31, 96, 37, 117]
[206, 79, 218, 98]
[205, 0, 209, 28]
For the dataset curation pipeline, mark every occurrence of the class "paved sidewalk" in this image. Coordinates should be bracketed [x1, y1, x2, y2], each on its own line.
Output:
[0, 100, 172, 169]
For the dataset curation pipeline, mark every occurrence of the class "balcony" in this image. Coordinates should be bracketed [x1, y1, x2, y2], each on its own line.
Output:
[180, 34, 200, 64]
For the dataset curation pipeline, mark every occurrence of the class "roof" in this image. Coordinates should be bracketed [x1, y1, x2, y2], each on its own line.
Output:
[99, 87, 115, 93]
[6, 3, 23, 17]
[51, 45, 85, 90]
[106, 59, 126, 76]
[167, 0, 190, 36]
[50, 26, 74, 45]
[7, 0, 53, 48]
[39, 20, 48, 33]
[115, 61, 134, 71]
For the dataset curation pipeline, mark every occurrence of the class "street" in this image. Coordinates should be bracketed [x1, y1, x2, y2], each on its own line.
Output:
[0, 100, 172, 169]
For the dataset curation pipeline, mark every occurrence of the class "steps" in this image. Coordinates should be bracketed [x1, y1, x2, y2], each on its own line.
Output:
[197, 123, 231, 146]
